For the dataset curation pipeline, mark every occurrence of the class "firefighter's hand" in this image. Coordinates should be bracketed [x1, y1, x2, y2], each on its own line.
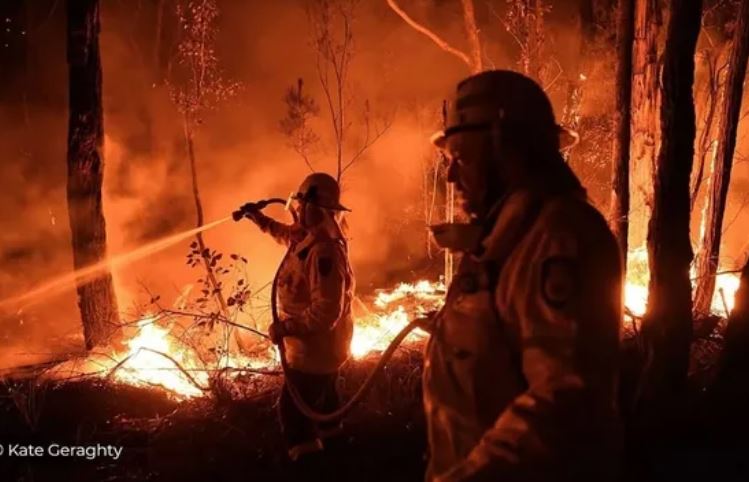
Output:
[233, 202, 261, 222]
[268, 320, 297, 344]
[413, 310, 439, 334]
[240, 202, 261, 220]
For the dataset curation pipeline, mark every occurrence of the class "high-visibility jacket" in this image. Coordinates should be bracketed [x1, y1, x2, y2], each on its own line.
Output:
[424, 189, 623, 481]
[254, 212, 354, 374]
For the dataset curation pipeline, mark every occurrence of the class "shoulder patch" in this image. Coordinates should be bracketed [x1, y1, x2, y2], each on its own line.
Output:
[540, 256, 579, 309]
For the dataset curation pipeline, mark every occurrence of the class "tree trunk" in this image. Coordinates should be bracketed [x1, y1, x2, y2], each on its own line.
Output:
[629, 0, 662, 251]
[66, 0, 121, 350]
[640, 0, 702, 416]
[460, 0, 483, 73]
[610, 0, 635, 259]
[690, 44, 725, 210]
[704, 255, 749, 439]
[712, 256, 749, 390]
[692, 0, 749, 315]
[153, 0, 165, 77]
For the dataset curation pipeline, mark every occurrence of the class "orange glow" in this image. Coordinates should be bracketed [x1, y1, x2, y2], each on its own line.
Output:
[623, 246, 741, 326]
[49, 251, 740, 400]
[49, 280, 445, 399]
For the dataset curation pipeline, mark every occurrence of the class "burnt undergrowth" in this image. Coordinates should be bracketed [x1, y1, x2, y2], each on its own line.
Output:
[0, 349, 426, 482]
[4, 322, 749, 481]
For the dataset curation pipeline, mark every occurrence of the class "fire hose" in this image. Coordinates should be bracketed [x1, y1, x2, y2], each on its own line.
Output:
[234, 199, 428, 422]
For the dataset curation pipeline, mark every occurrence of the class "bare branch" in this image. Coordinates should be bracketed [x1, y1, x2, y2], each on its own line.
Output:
[386, 0, 472, 69]
[460, 0, 483, 72]
[341, 114, 393, 175]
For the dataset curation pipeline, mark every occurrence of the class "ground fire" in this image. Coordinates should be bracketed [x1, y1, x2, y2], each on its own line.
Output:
[36, 255, 739, 401]
[45, 279, 446, 400]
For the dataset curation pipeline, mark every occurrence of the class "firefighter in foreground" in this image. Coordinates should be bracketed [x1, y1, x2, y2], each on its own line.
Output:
[238, 173, 354, 461]
[424, 70, 623, 481]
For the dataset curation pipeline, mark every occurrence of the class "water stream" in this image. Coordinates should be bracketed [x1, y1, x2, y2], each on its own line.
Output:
[0, 216, 233, 312]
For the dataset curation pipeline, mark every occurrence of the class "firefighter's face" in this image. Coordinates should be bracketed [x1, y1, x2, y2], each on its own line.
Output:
[289, 196, 304, 223]
[291, 197, 323, 228]
[443, 129, 495, 218]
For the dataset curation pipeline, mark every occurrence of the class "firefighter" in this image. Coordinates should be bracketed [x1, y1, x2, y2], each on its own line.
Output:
[423, 70, 623, 481]
[238, 172, 354, 461]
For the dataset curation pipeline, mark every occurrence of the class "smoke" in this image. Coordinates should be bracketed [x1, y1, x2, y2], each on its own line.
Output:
[2, 0, 748, 368]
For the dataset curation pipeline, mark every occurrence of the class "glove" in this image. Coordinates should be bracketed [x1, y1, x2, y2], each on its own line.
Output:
[244, 203, 260, 216]
[233, 202, 261, 222]
[413, 310, 439, 335]
[241, 202, 261, 218]
[268, 320, 296, 344]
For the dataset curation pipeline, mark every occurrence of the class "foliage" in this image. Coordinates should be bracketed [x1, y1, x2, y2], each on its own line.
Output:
[168, 0, 241, 121]
[282, 0, 391, 180]
[185, 242, 255, 324]
[279, 78, 321, 171]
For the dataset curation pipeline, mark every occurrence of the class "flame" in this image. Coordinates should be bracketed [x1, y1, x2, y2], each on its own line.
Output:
[49, 280, 445, 400]
[352, 280, 445, 358]
[111, 317, 208, 399]
[54, 251, 741, 399]
[623, 246, 741, 323]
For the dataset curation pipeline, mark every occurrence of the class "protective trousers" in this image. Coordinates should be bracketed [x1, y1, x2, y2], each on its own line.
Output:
[279, 368, 341, 448]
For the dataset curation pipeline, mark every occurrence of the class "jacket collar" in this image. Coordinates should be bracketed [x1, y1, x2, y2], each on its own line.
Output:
[430, 189, 542, 261]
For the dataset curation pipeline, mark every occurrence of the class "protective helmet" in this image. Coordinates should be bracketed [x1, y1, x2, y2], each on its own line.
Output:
[431, 70, 577, 149]
[295, 172, 350, 211]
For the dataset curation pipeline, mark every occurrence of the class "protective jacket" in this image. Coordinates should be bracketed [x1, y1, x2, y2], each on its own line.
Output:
[424, 189, 623, 482]
[254, 212, 354, 374]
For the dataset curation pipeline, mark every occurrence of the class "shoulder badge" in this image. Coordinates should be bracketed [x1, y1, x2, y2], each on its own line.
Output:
[540, 256, 578, 309]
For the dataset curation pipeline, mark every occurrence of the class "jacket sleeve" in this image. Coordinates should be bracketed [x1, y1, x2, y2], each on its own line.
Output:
[437, 221, 622, 482]
[250, 211, 304, 247]
[288, 241, 347, 336]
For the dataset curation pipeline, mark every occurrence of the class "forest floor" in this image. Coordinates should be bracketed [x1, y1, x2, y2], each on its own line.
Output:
[1, 349, 427, 482]
[3, 329, 749, 482]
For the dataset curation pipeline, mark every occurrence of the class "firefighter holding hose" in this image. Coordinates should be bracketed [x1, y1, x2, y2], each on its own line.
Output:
[423, 70, 623, 481]
[236, 172, 354, 461]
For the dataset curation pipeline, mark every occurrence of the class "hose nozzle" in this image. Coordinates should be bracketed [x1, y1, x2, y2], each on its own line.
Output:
[233, 198, 287, 222]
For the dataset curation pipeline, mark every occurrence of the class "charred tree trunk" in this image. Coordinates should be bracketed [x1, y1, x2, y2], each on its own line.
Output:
[610, 0, 635, 259]
[691, 45, 725, 210]
[712, 255, 749, 394]
[629, 0, 661, 251]
[640, 0, 702, 417]
[693, 0, 749, 315]
[702, 255, 749, 441]
[66, 0, 121, 350]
